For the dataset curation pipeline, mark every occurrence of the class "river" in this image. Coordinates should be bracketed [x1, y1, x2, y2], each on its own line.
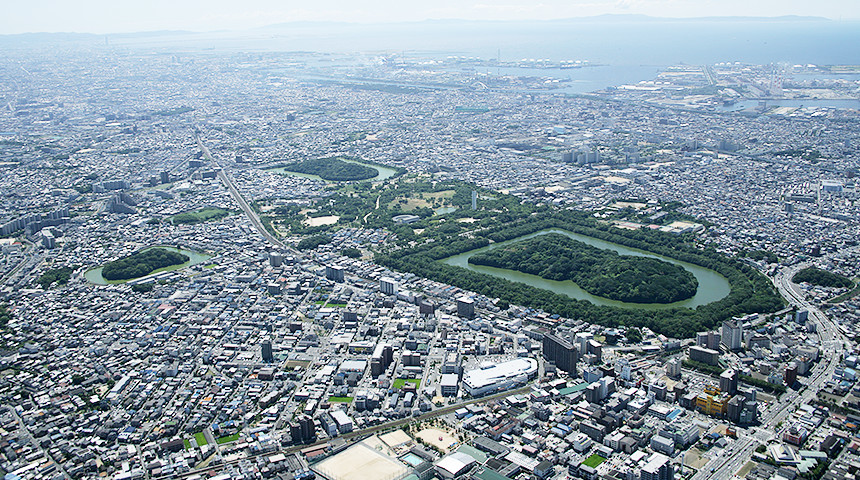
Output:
[442, 228, 730, 310]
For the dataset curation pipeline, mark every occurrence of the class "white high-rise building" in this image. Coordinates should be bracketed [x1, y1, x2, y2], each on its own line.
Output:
[665, 358, 681, 378]
[641, 453, 674, 480]
[380, 276, 398, 295]
[721, 320, 743, 351]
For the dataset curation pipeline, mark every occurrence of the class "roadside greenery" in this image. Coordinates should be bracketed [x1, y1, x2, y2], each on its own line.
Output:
[1, 304, 17, 350]
[0, 304, 11, 330]
[625, 328, 643, 343]
[741, 249, 779, 264]
[131, 283, 154, 293]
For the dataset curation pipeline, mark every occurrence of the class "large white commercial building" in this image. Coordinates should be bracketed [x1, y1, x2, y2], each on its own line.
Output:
[462, 358, 538, 397]
[721, 320, 743, 351]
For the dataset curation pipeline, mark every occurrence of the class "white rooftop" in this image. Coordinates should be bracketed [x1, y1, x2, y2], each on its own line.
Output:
[436, 451, 476, 476]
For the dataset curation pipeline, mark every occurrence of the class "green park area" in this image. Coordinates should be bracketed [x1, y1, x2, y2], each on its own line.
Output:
[328, 396, 354, 403]
[393, 378, 421, 390]
[216, 433, 241, 444]
[252, 174, 781, 337]
[277, 157, 377, 181]
[194, 432, 208, 446]
[793, 266, 853, 288]
[101, 248, 189, 281]
[35, 265, 78, 289]
[583, 454, 606, 468]
[169, 207, 232, 225]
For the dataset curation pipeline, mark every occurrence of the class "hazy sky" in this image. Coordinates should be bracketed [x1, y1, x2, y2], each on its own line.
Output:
[1, 0, 858, 34]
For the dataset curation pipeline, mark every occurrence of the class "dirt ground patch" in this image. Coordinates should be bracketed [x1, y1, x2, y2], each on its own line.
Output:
[683, 448, 709, 469]
[737, 460, 756, 477]
[313, 440, 408, 480]
[303, 215, 340, 226]
[415, 427, 460, 454]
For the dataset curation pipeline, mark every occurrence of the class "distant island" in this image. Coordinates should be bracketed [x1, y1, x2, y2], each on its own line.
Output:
[282, 157, 378, 181]
[468, 233, 699, 303]
[102, 248, 189, 281]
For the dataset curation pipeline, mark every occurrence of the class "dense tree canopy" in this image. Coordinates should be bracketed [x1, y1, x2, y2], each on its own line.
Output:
[297, 234, 332, 250]
[283, 157, 377, 181]
[35, 266, 78, 289]
[169, 207, 231, 225]
[102, 248, 189, 281]
[793, 267, 853, 288]
[469, 233, 698, 303]
[376, 211, 783, 338]
[342, 247, 361, 258]
[0, 304, 11, 329]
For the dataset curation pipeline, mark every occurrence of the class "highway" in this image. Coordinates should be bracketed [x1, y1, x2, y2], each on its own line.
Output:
[692, 261, 847, 480]
[196, 134, 286, 249]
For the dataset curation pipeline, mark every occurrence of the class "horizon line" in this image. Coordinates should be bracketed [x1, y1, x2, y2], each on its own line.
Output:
[2, 13, 857, 37]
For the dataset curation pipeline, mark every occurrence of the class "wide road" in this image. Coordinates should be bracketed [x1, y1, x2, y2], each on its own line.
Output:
[692, 260, 847, 480]
[196, 134, 285, 249]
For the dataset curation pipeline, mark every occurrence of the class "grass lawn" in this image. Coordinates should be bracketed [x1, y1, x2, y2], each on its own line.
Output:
[216, 433, 241, 444]
[169, 207, 232, 225]
[328, 396, 354, 403]
[183, 439, 191, 450]
[392, 378, 421, 390]
[582, 454, 606, 468]
[316, 300, 347, 307]
[194, 432, 208, 446]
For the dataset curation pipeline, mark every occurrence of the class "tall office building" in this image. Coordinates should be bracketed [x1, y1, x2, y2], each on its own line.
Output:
[697, 331, 721, 351]
[380, 276, 398, 296]
[721, 320, 743, 351]
[269, 252, 283, 267]
[542, 333, 579, 375]
[784, 363, 798, 387]
[720, 369, 738, 395]
[261, 340, 273, 363]
[689, 346, 720, 366]
[666, 358, 682, 378]
[325, 265, 345, 283]
[457, 296, 475, 318]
